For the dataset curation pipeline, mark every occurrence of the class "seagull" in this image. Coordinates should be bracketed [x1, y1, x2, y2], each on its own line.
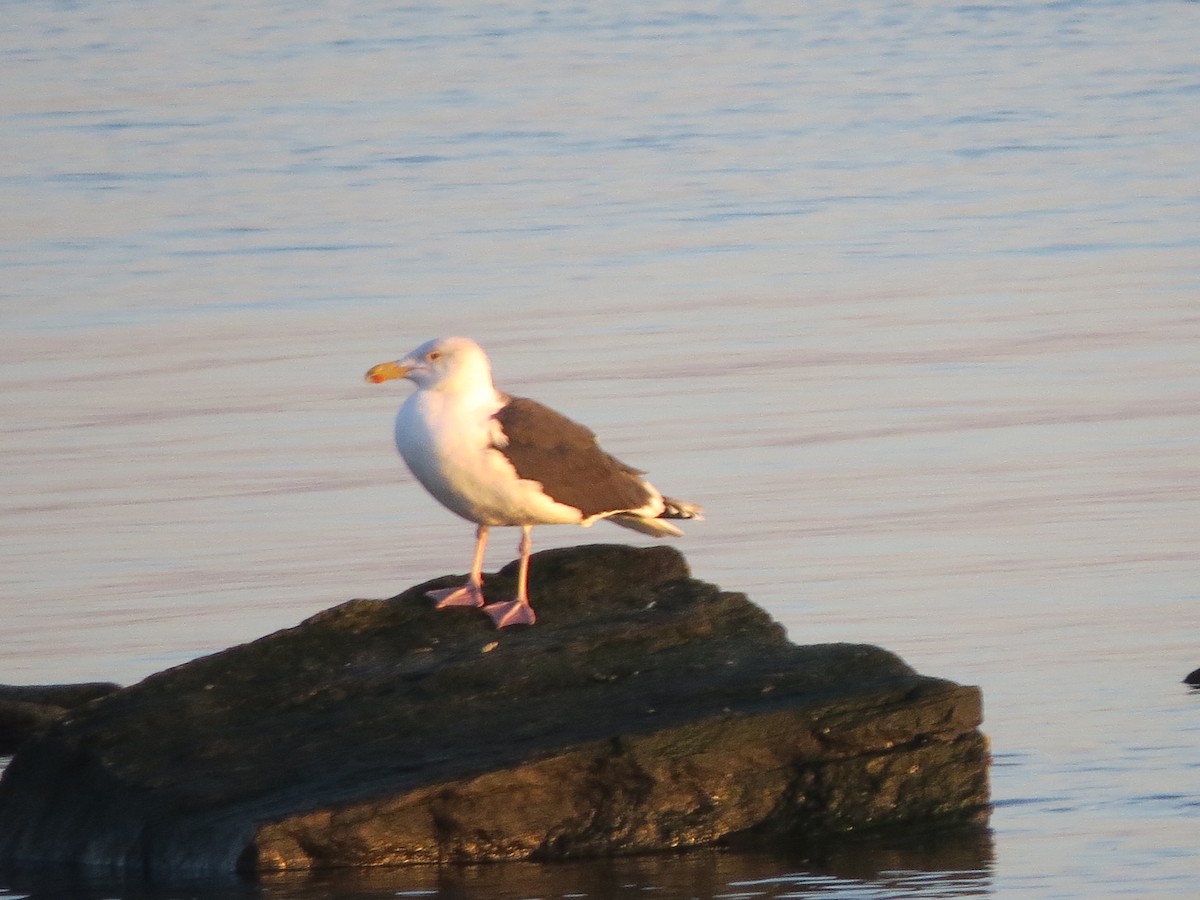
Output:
[366, 336, 703, 628]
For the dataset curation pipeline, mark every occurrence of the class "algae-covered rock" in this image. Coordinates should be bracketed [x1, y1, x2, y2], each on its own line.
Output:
[0, 545, 989, 876]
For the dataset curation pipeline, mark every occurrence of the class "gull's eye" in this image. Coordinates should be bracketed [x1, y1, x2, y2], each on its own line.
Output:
[427, 350, 443, 362]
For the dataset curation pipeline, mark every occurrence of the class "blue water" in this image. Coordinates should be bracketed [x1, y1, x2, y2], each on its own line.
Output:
[2, 1, 1199, 897]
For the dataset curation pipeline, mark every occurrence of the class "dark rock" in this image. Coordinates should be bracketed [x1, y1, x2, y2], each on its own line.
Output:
[0, 683, 121, 754]
[0, 545, 989, 877]
[1185, 667, 1200, 687]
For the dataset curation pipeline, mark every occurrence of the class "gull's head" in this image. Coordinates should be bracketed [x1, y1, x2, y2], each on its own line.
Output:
[365, 336, 493, 391]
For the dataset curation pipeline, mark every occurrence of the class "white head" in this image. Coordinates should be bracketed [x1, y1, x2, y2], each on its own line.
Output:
[366, 336, 495, 392]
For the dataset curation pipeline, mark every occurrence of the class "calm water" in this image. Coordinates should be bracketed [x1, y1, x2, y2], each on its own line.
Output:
[2, 1, 1198, 897]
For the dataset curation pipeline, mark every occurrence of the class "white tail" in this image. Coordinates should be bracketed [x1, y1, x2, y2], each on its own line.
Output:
[605, 495, 703, 538]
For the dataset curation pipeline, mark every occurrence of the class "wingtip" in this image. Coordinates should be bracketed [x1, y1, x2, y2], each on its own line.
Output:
[661, 497, 704, 521]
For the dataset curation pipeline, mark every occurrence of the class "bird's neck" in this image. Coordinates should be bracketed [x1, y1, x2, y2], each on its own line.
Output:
[430, 371, 502, 412]
[431, 356, 498, 403]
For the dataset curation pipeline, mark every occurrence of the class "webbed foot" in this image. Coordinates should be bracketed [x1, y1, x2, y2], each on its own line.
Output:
[483, 599, 536, 628]
[427, 584, 486, 608]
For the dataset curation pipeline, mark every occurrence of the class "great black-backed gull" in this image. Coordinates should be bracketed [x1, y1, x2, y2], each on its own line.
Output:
[366, 336, 703, 628]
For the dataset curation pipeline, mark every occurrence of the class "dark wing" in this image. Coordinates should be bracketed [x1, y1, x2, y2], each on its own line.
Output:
[492, 396, 654, 517]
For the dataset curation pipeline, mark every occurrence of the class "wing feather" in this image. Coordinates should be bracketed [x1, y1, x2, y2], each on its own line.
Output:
[491, 397, 655, 518]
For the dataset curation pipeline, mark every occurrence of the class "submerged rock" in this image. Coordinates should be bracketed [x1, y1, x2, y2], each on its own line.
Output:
[0, 545, 989, 876]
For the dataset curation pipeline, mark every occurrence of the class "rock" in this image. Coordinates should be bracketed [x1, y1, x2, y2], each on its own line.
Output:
[0, 683, 121, 754]
[0, 545, 989, 877]
[1185, 667, 1200, 687]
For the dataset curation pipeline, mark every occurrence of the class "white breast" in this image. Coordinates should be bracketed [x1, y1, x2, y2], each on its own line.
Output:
[395, 389, 583, 527]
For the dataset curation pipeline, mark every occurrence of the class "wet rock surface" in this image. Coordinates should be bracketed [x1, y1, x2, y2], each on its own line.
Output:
[0, 545, 989, 876]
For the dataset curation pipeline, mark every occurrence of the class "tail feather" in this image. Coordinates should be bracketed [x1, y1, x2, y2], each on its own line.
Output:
[606, 496, 704, 538]
[608, 514, 684, 538]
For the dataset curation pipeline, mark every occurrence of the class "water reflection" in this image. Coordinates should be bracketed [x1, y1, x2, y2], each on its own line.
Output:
[263, 833, 994, 900]
[0, 831, 991, 900]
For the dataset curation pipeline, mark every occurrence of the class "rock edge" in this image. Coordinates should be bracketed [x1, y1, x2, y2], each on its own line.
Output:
[0, 683, 121, 755]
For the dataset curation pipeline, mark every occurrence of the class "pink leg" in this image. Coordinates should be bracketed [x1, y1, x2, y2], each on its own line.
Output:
[427, 525, 488, 608]
[484, 525, 537, 628]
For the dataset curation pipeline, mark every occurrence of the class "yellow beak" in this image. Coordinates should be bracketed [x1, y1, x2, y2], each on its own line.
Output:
[365, 361, 410, 384]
